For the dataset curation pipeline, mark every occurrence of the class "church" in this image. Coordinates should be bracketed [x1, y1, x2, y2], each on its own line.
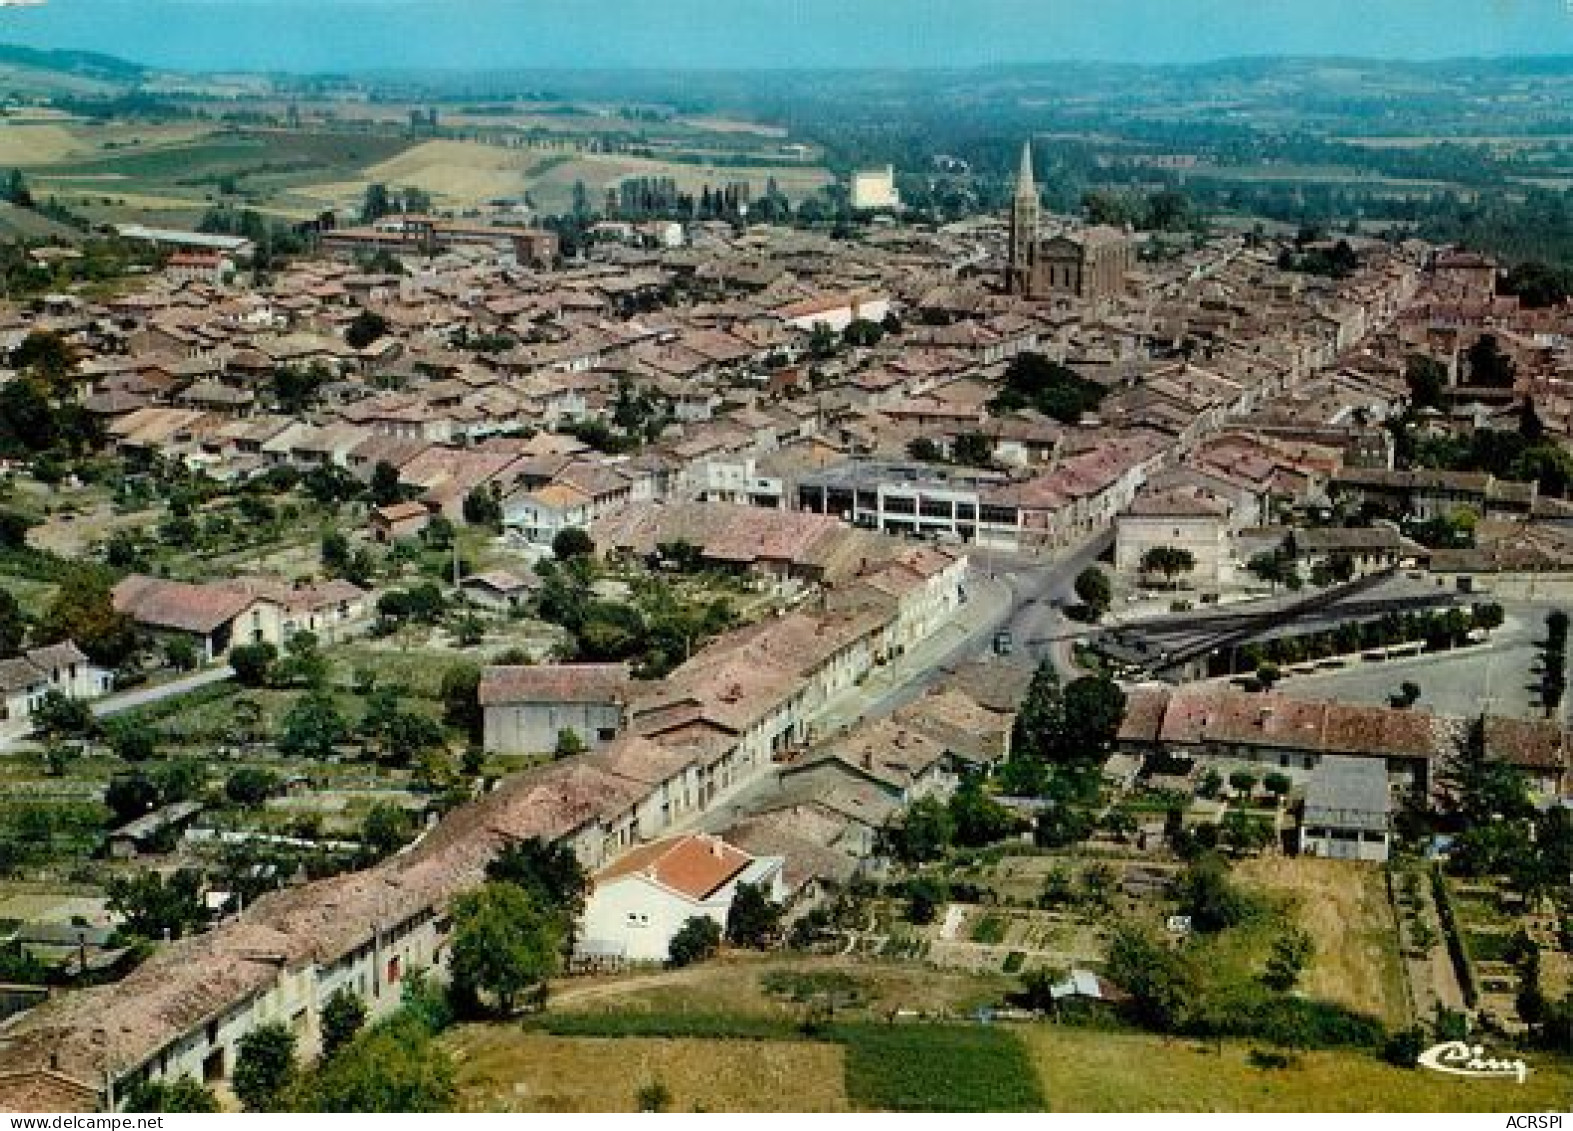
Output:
[1006, 141, 1133, 303]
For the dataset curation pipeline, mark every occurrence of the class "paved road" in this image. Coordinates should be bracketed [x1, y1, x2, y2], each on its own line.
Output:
[693, 532, 1114, 832]
[90, 665, 235, 719]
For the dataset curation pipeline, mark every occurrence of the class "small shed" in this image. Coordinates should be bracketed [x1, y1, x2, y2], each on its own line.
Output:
[107, 800, 204, 859]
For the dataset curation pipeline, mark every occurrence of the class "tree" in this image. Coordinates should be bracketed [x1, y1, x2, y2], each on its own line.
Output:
[1404, 354, 1448, 411]
[233, 1023, 297, 1112]
[105, 718, 157, 763]
[361, 183, 392, 223]
[229, 641, 278, 688]
[1140, 546, 1195, 587]
[553, 727, 586, 759]
[279, 692, 349, 760]
[552, 527, 595, 561]
[636, 1080, 673, 1113]
[486, 838, 590, 919]
[1220, 808, 1275, 855]
[905, 876, 949, 925]
[1035, 803, 1095, 848]
[276, 631, 328, 689]
[449, 883, 564, 1013]
[105, 869, 205, 941]
[1391, 680, 1422, 709]
[1198, 768, 1224, 799]
[361, 803, 412, 857]
[1228, 770, 1258, 796]
[1247, 549, 1299, 591]
[1175, 854, 1253, 932]
[1074, 566, 1112, 617]
[300, 1013, 455, 1112]
[121, 1077, 221, 1113]
[162, 636, 199, 673]
[320, 987, 368, 1059]
[0, 588, 23, 657]
[887, 796, 954, 863]
[991, 353, 1107, 424]
[1011, 660, 1066, 766]
[952, 432, 995, 468]
[1062, 676, 1127, 755]
[462, 486, 502, 530]
[1080, 861, 1118, 909]
[906, 437, 942, 462]
[1263, 771, 1292, 801]
[440, 663, 483, 740]
[345, 310, 390, 350]
[1263, 928, 1314, 991]
[725, 881, 782, 949]
[0, 511, 30, 552]
[1466, 333, 1516, 388]
[36, 573, 138, 668]
[370, 461, 405, 506]
[225, 766, 279, 807]
[668, 915, 722, 967]
[948, 779, 1021, 847]
[105, 772, 160, 824]
[31, 690, 96, 740]
[1501, 260, 1573, 309]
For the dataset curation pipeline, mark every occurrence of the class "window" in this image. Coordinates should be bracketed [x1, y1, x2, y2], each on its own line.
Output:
[598, 728, 617, 742]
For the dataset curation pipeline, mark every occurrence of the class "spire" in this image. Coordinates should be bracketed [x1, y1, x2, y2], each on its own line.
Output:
[1015, 140, 1036, 199]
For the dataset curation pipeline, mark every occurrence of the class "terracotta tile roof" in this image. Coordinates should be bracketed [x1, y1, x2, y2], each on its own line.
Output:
[596, 834, 752, 901]
[112, 575, 256, 636]
[478, 663, 632, 707]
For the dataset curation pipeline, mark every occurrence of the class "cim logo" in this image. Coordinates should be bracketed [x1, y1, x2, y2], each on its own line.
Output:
[1417, 1040, 1529, 1084]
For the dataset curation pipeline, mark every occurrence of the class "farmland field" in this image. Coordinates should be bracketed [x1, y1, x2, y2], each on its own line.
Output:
[449, 1030, 849, 1113]
[1023, 1028, 1573, 1113]
[1238, 857, 1410, 1026]
[299, 139, 832, 214]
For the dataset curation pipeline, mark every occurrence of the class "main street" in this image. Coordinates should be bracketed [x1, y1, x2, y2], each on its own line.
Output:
[693, 531, 1113, 834]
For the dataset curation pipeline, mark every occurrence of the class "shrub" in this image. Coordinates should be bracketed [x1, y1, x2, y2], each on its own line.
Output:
[668, 916, 721, 967]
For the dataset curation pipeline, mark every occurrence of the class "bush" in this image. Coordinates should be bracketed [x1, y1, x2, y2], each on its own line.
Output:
[668, 916, 721, 967]
[635, 1081, 672, 1112]
[1382, 1026, 1426, 1068]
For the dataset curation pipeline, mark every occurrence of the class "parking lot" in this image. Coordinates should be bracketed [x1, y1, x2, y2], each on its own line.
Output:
[1271, 603, 1559, 721]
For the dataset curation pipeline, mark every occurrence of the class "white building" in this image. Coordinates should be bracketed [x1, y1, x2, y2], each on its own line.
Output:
[850, 166, 901, 212]
[0, 642, 113, 740]
[1114, 488, 1231, 587]
[579, 833, 784, 963]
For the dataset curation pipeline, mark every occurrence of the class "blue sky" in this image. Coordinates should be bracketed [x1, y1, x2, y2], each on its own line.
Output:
[3, 0, 1573, 72]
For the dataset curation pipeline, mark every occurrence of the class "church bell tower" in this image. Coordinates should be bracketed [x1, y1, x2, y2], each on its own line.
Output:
[1008, 140, 1039, 296]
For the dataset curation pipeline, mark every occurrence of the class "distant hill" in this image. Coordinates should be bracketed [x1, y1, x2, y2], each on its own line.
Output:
[0, 43, 144, 83]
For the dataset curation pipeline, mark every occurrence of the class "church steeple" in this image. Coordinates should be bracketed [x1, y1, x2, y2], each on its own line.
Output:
[1015, 140, 1037, 201]
[1008, 140, 1040, 296]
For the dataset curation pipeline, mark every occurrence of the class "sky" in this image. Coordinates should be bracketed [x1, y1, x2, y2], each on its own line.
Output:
[2, 0, 1573, 73]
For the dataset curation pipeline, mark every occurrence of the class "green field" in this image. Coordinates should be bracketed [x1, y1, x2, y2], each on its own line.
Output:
[1024, 1028, 1573, 1113]
[523, 1012, 1045, 1112]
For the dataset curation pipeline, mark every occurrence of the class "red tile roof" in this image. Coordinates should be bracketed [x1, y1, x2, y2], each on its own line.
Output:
[596, 834, 752, 901]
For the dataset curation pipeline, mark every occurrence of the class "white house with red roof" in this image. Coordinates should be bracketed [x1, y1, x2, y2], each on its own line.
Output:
[579, 833, 784, 963]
